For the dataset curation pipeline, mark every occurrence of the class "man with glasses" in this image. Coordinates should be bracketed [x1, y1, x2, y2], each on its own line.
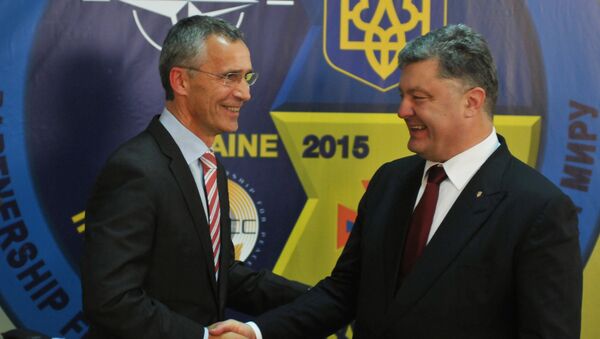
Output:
[82, 15, 306, 339]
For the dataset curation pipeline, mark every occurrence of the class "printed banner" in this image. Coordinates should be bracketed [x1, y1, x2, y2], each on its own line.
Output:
[0, 1, 598, 338]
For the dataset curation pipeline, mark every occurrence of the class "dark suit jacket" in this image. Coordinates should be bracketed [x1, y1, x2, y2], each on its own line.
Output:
[255, 136, 582, 339]
[81, 117, 306, 339]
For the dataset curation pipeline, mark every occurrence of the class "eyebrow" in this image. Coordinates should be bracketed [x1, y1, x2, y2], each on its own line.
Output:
[399, 86, 430, 95]
[222, 68, 254, 74]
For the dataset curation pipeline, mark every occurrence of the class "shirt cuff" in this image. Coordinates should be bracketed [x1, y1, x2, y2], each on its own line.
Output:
[246, 321, 263, 339]
[203, 327, 208, 339]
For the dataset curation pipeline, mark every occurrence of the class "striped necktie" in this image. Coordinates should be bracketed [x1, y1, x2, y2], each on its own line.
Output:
[200, 151, 221, 278]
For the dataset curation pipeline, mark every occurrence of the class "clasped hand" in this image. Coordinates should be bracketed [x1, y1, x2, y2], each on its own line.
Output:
[208, 319, 256, 339]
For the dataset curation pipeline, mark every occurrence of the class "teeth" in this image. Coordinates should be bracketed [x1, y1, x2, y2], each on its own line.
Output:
[410, 125, 426, 130]
[226, 107, 240, 112]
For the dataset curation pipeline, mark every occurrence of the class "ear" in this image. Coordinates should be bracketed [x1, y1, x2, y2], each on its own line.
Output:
[169, 67, 190, 97]
[463, 87, 486, 118]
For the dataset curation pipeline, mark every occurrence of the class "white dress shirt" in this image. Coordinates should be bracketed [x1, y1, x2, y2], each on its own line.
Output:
[418, 128, 500, 244]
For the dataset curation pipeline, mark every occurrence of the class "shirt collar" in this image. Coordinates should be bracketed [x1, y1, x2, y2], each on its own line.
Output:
[424, 128, 500, 190]
[159, 108, 210, 165]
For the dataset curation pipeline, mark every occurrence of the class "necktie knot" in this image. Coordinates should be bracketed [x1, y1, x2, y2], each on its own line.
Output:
[427, 165, 447, 185]
[201, 151, 217, 171]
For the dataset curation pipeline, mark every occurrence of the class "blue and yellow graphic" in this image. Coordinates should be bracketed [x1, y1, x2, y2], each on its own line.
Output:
[324, 0, 447, 91]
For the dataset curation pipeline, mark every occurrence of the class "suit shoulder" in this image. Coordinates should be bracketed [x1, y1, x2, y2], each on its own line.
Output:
[90, 129, 171, 193]
[375, 155, 422, 174]
[366, 155, 422, 189]
[104, 130, 164, 167]
[505, 155, 566, 199]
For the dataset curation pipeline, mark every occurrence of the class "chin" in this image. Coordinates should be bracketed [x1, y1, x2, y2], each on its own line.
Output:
[226, 124, 239, 133]
[409, 147, 433, 161]
[407, 142, 423, 155]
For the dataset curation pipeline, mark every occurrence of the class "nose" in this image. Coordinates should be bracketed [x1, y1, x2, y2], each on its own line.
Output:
[397, 97, 413, 119]
[233, 81, 251, 102]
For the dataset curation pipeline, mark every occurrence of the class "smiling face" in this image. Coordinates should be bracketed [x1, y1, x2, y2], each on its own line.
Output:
[397, 58, 484, 162]
[171, 34, 252, 146]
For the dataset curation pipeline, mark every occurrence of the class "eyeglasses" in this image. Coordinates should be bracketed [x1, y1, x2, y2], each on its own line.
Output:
[177, 66, 258, 87]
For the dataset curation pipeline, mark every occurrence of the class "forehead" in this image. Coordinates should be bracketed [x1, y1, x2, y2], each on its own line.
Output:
[199, 35, 251, 70]
[399, 58, 466, 93]
[399, 59, 440, 89]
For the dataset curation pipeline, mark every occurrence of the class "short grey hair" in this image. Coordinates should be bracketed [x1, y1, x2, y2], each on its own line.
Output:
[399, 24, 498, 115]
[159, 15, 244, 100]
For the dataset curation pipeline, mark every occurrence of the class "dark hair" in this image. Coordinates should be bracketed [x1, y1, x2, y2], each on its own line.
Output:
[159, 15, 244, 100]
[399, 24, 498, 115]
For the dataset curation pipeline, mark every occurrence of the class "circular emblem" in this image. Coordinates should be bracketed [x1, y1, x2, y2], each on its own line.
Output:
[123, 1, 255, 50]
[227, 173, 267, 266]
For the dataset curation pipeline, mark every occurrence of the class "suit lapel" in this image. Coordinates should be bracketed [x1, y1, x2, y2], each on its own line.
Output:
[386, 141, 511, 323]
[147, 117, 219, 297]
[382, 159, 423, 306]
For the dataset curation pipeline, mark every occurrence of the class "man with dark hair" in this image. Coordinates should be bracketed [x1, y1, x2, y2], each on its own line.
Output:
[210, 23, 582, 339]
[81, 15, 306, 339]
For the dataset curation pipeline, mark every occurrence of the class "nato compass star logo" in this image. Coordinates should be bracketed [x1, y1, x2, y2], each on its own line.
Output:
[82, 0, 295, 50]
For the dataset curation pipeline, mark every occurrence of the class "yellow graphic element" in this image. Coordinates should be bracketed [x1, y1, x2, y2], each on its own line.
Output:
[324, 0, 447, 92]
[228, 179, 259, 262]
[340, 0, 430, 80]
[343, 325, 354, 338]
[213, 133, 279, 158]
[583, 243, 600, 339]
[272, 112, 541, 287]
[72, 211, 85, 233]
[234, 243, 244, 261]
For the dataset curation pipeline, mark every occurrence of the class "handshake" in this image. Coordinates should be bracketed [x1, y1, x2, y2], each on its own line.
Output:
[208, 320, 256, 339]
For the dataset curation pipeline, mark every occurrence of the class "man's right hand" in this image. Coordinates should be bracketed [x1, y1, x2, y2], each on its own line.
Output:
[209, 320, 256, 339]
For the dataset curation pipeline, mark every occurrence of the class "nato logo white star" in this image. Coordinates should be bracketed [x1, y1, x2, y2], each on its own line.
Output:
[82, 0, 295, 50]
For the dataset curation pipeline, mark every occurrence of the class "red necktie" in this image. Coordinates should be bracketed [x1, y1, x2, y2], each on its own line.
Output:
[400, 165, 447, 277]
[200, 151, 221, 277]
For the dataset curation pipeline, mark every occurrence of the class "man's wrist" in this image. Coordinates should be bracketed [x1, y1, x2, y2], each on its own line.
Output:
[246, 321, 262, 339]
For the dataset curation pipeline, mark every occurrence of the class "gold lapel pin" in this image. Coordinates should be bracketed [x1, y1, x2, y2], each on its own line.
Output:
[476, 191, 483, 198]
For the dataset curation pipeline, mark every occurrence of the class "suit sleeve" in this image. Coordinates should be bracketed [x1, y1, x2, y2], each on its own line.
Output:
[226, 260, 309, 315]
[212, 159, 308, 315]
[81, 156, 204, 339]
[515, 193, 582, 339]
[251, 163, 390, 338]
[252, 209, 363, 338]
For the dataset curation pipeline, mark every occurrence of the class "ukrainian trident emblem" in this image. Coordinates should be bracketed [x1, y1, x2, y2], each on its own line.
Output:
[324, 0, 446, 91]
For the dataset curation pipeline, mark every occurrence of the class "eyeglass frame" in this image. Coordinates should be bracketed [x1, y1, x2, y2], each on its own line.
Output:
[175, 65, 259, 87]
